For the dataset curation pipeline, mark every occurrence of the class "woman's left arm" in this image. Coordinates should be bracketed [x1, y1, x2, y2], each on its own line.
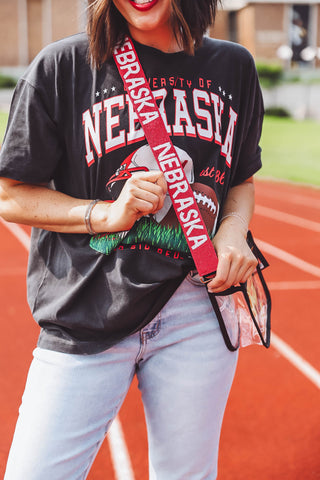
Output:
[207, 176, 258, 293]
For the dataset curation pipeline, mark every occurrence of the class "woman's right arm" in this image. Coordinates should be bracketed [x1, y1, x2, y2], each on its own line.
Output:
[0, 171, 167, 234]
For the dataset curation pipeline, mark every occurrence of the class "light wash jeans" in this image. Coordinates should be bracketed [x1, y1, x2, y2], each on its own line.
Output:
[4, 277, 238, 480]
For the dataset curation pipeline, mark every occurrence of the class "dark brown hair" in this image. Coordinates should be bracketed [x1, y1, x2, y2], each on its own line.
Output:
[87, 0, 219, 68]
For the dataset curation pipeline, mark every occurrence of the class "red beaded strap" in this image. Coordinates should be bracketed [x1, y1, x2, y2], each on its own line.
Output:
[113, 37, 218, 279]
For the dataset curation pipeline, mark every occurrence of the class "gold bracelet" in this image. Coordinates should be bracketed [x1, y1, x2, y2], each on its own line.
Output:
[220, 211, 248, 230]
[85, 199, 100, 235]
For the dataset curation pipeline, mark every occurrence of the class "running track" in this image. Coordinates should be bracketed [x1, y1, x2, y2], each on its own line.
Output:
[0, 179, 319, 479]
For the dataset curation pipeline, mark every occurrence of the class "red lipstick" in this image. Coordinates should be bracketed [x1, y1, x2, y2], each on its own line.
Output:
[129, 0, 159, 12]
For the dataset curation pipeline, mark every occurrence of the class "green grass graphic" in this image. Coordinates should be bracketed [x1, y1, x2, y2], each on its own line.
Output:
[90, 217, 189, 255]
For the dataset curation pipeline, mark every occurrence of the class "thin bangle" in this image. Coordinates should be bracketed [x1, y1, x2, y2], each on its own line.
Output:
[220, 211, 248, 230]
[85, 199, 101, 235]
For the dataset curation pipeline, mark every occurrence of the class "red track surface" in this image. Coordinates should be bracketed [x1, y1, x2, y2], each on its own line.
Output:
[0, 179, 319, 479]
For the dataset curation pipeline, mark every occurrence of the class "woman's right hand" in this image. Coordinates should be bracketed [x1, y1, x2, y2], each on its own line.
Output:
[0, 171, 167, 235]
[92, 170, 167, 233]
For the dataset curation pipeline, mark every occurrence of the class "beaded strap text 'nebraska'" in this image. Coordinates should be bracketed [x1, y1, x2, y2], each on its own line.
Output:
[113, 37, 218, 279]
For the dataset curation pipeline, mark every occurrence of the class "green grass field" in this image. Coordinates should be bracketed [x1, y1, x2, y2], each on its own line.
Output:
[0, 111, 8, 143]
[259, 116, 320, 187]
[0, 111, 319, 187]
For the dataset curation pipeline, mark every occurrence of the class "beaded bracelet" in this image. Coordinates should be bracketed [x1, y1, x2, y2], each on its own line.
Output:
[220, 211, 248, 230]
[85, 199, 101, 235]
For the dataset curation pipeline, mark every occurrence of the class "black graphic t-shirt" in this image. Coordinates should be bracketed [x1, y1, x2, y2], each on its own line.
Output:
[0, 33, 264, 354]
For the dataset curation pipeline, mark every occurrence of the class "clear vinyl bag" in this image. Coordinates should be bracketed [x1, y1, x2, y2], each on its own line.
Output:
[207, 231, 271, 351]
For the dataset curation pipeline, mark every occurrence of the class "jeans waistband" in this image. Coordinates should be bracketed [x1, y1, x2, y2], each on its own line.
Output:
[187, 270, 206, 287]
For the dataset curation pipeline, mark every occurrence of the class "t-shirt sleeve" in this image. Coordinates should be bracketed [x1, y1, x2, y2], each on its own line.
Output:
[0, 78, 62, 184]
[230, 56, 264, 187]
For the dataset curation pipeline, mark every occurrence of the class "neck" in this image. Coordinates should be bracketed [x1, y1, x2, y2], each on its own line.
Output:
[128, 27, 182, 53]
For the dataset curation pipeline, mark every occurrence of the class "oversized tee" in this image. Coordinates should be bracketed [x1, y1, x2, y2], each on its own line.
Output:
[0, 33, 264, 353]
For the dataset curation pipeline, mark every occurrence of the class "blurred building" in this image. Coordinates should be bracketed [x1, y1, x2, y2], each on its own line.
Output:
[0, 0, 86, 67]
[212, 0, 320, 67]
[0, 0, 319, 68]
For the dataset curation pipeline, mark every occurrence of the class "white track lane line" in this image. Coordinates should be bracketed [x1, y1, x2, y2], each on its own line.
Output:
[108, 417, 135, 480]
[255, 205, 320, 232]
[272, 333, 320, 390]
[268, 280, 320, 290]
[257, 239, 320, 278]
[0, 217, 31, 250]
[257, 239, 320, 389]
[0, 217, 135, 480]
[256, 184, 320, 209]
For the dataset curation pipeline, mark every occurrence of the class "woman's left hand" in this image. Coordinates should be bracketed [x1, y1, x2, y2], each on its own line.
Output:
[207, 219, 258, 294]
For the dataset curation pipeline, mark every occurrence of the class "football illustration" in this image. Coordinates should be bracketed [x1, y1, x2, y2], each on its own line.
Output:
[191, 182, 219, 236]
[106, 144, 219, 235]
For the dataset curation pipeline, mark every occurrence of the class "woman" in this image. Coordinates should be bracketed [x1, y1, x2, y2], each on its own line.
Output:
[0, 0, 264, 478]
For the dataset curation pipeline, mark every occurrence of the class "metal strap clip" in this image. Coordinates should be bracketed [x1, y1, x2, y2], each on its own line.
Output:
[199, 271, 216, 284]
